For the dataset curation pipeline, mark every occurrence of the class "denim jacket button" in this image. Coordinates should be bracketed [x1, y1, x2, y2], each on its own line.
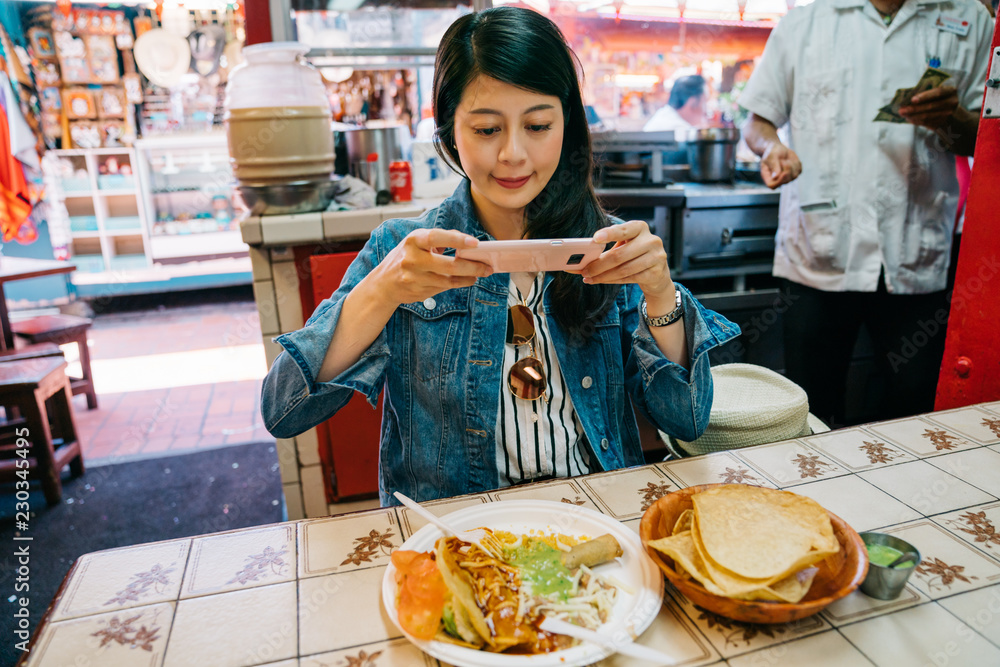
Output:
[422, 297, 436, 310]
[581, 376, 593, 389]
[600, 437, 609, 451]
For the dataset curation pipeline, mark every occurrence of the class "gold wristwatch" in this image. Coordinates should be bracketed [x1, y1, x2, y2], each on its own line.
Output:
[641, 288, 684, 327]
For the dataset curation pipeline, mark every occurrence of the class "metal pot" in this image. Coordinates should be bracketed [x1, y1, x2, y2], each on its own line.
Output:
[342, 125, 408, 205]
[681, 127, 740, 182]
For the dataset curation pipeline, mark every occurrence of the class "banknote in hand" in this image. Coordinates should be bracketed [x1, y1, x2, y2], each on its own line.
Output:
[873, 67, 951, 122]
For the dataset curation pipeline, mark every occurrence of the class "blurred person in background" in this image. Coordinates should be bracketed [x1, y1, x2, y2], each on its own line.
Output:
[643, 75, 707, 132]
[739, 0, 993, 427]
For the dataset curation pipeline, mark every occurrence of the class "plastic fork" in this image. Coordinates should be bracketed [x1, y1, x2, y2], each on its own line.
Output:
[538, 617, 678, 665]
[392, 491, 507, 560]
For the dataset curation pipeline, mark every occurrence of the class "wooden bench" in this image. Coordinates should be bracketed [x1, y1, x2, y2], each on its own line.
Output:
[0, 356, 85, 505]
[12, 314, 97, 409]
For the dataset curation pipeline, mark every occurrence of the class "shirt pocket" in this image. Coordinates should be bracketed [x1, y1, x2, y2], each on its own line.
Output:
[398, 288, 471, 381]
[930, 28, 977, 106]
[786, 206, 850, 273]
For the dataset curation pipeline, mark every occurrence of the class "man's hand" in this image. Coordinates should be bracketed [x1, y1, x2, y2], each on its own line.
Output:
[760, 142, 802, 189]
[899, 85, 959, 130]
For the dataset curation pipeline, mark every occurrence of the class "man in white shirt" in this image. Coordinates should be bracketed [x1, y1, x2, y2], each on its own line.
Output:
[644, 75, 708, 132]
[739, 0, 993, 426]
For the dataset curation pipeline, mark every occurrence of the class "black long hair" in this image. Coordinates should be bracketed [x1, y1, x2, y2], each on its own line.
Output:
[433, 6, 617, 334]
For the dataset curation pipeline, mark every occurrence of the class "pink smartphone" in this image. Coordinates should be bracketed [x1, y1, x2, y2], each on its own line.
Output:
[455, 238, 603, 273]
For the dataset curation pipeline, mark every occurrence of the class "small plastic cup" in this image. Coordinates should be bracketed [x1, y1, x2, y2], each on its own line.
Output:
[859, 532, 921, 600]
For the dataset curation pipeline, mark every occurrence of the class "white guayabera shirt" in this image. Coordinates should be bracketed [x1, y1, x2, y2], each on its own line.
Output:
[739, 0, 993, 294]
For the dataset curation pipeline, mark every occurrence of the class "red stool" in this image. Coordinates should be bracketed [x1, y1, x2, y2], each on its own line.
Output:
[12, 314, 97, 410]
[0, 356, 85, 505]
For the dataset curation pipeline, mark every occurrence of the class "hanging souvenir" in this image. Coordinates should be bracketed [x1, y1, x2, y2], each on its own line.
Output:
[69, 121, 102, 148]
[28, 28, 56, 59]
[61, 87, 96, 119]
[56, 0, 72, 20]
[54, 31, 90, 83]
[100, 120, 126, 147]
[122, 73, 143, 104]
[98, 87, 126, 118]
[40, 87, 62, 114]
[86, 35, 120, 82]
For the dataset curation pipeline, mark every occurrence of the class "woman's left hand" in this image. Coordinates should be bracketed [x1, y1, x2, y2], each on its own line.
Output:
[582, 220, 674, 301]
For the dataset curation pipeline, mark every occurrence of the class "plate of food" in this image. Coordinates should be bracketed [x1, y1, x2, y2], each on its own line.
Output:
[639, 484, 868, 624]
[381, 499, 663, 666]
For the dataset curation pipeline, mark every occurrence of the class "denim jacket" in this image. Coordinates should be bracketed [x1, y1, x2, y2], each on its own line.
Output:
[261, 182, 740, 505]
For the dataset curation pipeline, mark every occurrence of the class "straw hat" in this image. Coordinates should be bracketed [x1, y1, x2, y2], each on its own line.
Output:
[134, 29, 191, 88]
[669, 364, 828, 457]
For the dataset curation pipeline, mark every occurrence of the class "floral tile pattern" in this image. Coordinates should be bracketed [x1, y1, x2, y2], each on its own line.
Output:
[925, 449, 1000, 497]
[790, 475, 922, 532]
[491, 479, 600, 511]
[666, 587, 828, 659]
[801, 428, 916, 472]
[164, 582, 298, 667]
[298, 510, 399, 578]
[864, 416, 980, 458]
[579, 466, 677, 519]
[934, 502, 1000, 563]
[840, 602, 1000, 665]
[925, 407, 1000, 445]
[52, 541, 190, 621]
[658, 451, 775, 489]
[27, 401, 1000, 667]
[298, 568, 401, 657]
[26, 602, 173, 667]
[182, 525, 296, 599]
[731, 440, 848, 488]
[299, 639, 436, 667]
[858, 460, 996, 516]
[395, 495, 489, 539]
[879, 521, 1000, 600]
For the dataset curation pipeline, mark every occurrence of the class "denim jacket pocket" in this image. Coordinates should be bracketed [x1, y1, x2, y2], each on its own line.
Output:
[397, 287, 472, 381]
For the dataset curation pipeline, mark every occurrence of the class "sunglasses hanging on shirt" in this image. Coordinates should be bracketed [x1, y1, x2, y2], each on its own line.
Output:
[506, 303, 548, 402]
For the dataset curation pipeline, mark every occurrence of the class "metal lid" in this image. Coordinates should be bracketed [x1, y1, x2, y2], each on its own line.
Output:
[678, 127, 741, 143]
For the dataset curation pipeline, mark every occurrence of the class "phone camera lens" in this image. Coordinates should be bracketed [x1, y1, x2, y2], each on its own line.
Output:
[567, 254, 584, 265]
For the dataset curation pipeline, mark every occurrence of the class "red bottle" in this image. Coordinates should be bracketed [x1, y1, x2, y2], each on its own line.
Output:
[389, 160, 412, 202]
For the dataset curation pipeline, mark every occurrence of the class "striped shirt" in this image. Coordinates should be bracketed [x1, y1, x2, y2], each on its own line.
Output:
[495, 273, 592, 486]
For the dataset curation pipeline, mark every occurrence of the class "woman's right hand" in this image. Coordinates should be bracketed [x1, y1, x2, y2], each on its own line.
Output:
[371, 228, 493, 306]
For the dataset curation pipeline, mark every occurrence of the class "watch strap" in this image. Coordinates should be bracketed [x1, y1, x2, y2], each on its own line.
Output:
[641, 289, 684, 327]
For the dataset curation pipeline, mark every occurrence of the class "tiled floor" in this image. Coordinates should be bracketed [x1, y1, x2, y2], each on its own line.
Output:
[44, 297, 273, 464]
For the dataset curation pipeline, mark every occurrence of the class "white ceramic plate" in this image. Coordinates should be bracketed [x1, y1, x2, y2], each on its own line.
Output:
[381, 499, 663, 667]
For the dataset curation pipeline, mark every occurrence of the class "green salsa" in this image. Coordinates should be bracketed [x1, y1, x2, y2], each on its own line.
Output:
[867, 544, 914, 568]
[507, 539, 574, 600]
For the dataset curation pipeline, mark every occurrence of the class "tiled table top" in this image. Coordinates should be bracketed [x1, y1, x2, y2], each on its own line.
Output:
[21, 402, 1000, 667]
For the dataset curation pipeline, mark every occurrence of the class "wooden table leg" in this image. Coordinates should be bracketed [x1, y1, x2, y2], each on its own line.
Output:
[21, 385, 63, 505]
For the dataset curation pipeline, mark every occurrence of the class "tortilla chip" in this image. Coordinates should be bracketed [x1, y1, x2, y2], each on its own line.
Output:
[692, 485, 838, 580]
[672, 509, 694, 535]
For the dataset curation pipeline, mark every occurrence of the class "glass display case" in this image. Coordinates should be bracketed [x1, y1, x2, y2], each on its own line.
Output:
[133, 133, 246, 262]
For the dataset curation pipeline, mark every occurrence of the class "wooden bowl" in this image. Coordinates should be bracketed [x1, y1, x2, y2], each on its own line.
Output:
[639, 484, 868, 624]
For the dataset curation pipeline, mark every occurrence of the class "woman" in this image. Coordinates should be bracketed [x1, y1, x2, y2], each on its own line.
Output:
[261, 7, 739, 505]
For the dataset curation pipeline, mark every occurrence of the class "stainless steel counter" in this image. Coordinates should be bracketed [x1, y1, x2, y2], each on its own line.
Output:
[680, 181, 780, 208]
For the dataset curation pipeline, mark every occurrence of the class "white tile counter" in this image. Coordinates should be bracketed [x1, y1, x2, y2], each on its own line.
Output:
[20, 403, 1000, 666]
